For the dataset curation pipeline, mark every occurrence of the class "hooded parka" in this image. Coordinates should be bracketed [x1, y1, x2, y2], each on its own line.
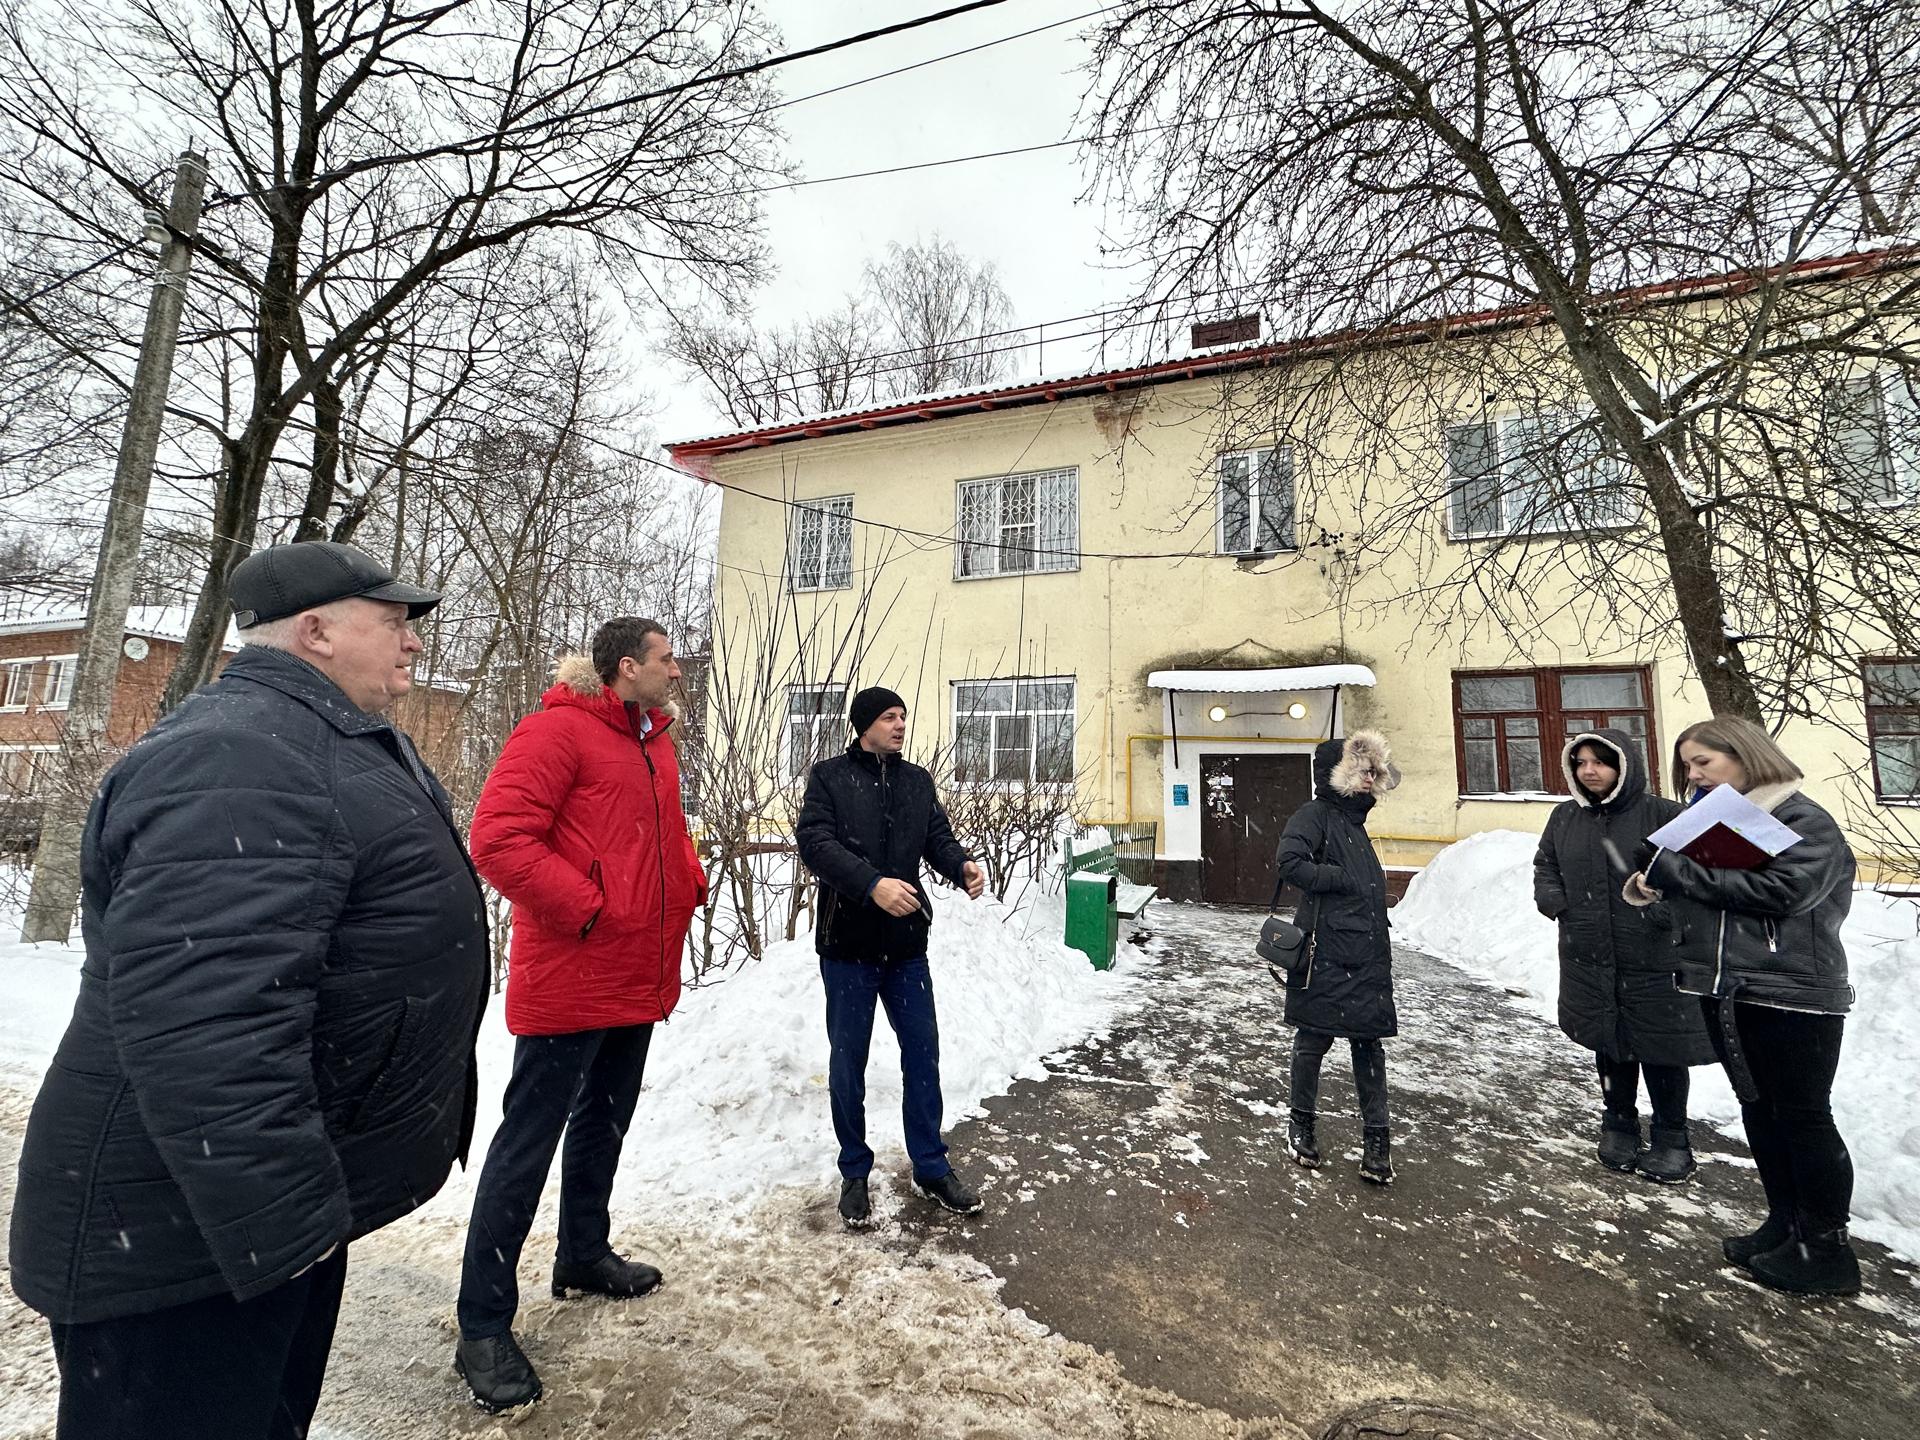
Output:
[1274, 732, 1398, 1039]
[468, 656, 707, 1036]
[1533, 730, 1713, 1066]
[1648, 781, 1856, 1015]
[9, 646, 490, 1326]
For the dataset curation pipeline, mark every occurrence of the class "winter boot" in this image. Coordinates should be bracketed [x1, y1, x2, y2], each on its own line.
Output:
[551, 1252, 663, 1300]
[1596, 1111, 1643, 1173]
[839, 1176, 872, 1229]
[1722, 1213, 1794, 1268]
[454, 1330, 543, 1413]
[1636, 1124, 1697, 1183]
[1359, 1126, 1394, 1185]
[916, 1171, 984, 1214]
[1288, 1110, 1323, 1169]
[1748, 1227, 1862, 1297]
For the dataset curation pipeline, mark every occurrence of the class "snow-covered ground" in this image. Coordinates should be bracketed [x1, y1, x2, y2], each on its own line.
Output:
[1393, 829, 1920, 1261]
[0, 883, 1139, 1228]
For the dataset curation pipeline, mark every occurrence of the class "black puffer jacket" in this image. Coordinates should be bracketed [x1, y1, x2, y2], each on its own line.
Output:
[1651, 782, 1855, 1014]
[796, 743, 971, 961]
[1533, 730, 1712, 1066]
[1274, 733, 1397, 1039]
[9, 646, 490, 1325]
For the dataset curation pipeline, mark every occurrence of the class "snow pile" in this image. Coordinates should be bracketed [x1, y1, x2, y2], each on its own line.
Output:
[431, 886, 1134, 1223]
[1394, 829, 1920, 1260]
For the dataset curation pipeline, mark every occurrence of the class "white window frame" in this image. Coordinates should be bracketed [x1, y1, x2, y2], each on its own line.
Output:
[954, 467, 1079, 579]
[1445, 413, 1636, 539]
[0, 744, 59, 796]
[785, 682, 848, 781]
[2, 657, 43, 712]
[1216, 445, 1296, 555]
[787, 496, 854, 592]
[951, 676, 1076, 787]
[42, 654, 76, 710]
[1824, 372, 1920, 509]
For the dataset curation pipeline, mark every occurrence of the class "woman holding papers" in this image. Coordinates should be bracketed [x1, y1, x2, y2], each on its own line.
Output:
[1622, 716, 1860, 1297]
[1534, 730, 1713, 1183]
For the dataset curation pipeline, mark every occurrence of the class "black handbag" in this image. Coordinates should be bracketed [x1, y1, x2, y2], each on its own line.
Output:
[1256, 831, 1327, 984]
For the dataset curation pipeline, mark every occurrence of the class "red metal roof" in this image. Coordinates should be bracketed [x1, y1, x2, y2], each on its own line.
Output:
[663, 246, 1918, 475]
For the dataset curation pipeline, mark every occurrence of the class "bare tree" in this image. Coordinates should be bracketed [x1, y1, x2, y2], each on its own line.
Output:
[667, 234, 1015, 424]
[1083, 0, 1920, 735]
[0, 0, 786, 711]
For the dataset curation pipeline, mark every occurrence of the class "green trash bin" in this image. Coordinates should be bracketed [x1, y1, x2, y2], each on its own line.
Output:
[1064, 870, 1119, 970]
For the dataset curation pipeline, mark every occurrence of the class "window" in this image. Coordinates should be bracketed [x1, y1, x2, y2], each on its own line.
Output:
[0, 746, 56, 797]
[955, 468, 1078, 578]
[1865, 659, 1920, 801]
[785, 683, 848, 780]
[1216, 446, 1295, 555]
[1454, 666, 1657, 796]
[1, 655, 77, 711]
[953, 677, 1075, 785]
[787, 496, 854, 591]
[1445, 414, 1636, 538]
[1824, 373, 1919, 508]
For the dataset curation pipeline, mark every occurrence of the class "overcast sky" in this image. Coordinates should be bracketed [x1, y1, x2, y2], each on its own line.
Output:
[651, 0, 1133, 445]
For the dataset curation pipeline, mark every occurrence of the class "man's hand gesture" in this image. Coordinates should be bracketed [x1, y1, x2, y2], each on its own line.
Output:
[961, 861, 986, 899]
[871, 877, 922, 916]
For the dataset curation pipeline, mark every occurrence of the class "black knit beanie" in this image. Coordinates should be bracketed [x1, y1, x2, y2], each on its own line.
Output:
[849, 685, 907, 737]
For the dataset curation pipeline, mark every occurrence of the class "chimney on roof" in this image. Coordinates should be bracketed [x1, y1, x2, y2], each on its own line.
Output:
[1191, 314, 1261, 351]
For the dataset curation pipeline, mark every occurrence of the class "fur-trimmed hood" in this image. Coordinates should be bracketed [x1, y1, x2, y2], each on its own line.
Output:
[1561, 728, 1646, 810]
[541, 653, 679, 732]
[1315, 729, 1402, 800]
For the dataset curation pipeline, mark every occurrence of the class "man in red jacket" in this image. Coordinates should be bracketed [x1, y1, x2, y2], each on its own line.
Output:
[453, 617, 705, 1413]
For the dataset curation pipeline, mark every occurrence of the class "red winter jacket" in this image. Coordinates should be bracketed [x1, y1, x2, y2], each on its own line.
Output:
[470, 656, 706, 1035]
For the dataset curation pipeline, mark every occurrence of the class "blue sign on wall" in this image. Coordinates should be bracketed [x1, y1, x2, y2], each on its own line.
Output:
[1171, 783, 1190, 807]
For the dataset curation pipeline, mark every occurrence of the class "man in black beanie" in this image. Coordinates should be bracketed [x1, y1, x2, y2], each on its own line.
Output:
[795, 685, 987, 1228]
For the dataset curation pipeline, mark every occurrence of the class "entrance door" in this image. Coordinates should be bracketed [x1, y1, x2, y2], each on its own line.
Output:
[1199, 752, 1315, 906]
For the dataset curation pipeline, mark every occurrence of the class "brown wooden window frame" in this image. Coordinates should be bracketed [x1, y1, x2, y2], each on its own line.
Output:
[1452, 664, 1660, 798]
[1862, 656, 1920, 803]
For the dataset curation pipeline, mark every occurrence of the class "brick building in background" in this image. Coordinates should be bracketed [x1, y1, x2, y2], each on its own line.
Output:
[0, 597, 466, 850]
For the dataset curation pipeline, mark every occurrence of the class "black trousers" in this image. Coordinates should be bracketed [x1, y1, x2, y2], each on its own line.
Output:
[1704, 998, 1853, 1234]
[50, 1245, 348, 1440]
[1288, 1028, 1390, 1128]
[458, 1023, 652, 1338]
[1596, 1054, 1691, 1130]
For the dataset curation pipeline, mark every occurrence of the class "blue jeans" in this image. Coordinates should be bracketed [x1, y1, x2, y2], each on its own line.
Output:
[821, 956, 950, 1182]
[457, 1024, 652, 1338]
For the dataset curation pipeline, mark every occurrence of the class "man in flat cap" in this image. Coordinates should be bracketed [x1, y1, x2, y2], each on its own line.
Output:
[795, 684, 987, 1230]
[9, 541, 490, 1439]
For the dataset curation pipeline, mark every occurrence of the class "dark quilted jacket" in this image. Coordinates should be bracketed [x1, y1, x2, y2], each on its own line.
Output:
[1533, 729, 1713, 1066]
[8, 646, 489, 1324]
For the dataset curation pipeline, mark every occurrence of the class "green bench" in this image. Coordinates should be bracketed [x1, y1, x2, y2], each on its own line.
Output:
[1062, 831, 1159, 968]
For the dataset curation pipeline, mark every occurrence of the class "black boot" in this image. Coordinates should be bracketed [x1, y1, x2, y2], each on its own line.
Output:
[916, 1170, 984, 1214]
[1748, 1227, 1863, 1297]
[1722, 1213, 1794, 1268]
[1597, 1111, 1642, 1173]
[1288, 1110, 1322, 1169]
[1637, 1124, 1696, 1183]
[551, 1252, 663, 1300]
[454, 1330, 543, 1413]
[1360, 1126, 1394, 1185]
[839, 1175, 871, 1229]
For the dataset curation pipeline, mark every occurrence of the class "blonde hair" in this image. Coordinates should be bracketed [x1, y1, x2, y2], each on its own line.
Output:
[1671, 715, 1803, 796]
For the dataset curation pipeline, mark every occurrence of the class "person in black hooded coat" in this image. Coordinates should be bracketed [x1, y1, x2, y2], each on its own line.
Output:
[1533, 729, 1713, 1183]
[1273, 730, 1400, 1184]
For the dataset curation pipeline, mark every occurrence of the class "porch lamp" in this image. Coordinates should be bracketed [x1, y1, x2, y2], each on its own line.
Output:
[1208, 704, 1229, 722]
[1287, 701, 1308, 720]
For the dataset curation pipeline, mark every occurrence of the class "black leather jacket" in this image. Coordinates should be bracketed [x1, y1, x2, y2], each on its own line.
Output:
[1654, 784, 1855, 1014]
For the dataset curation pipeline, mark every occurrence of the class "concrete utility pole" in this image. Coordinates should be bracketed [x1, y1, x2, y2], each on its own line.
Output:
[22, 149, 211, 944]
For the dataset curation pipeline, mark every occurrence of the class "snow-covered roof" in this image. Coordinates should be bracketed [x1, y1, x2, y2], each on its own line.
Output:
[1147, 664, 1376, 693]
[0, 603, 243, 652]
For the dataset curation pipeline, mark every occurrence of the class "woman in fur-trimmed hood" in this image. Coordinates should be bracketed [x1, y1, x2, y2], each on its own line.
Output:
[1271, 730, 1401, 1184]
[1534, 728, 1712, 1184]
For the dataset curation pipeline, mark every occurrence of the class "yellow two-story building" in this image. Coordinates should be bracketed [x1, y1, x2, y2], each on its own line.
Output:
[669, 275, 1919, 902]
